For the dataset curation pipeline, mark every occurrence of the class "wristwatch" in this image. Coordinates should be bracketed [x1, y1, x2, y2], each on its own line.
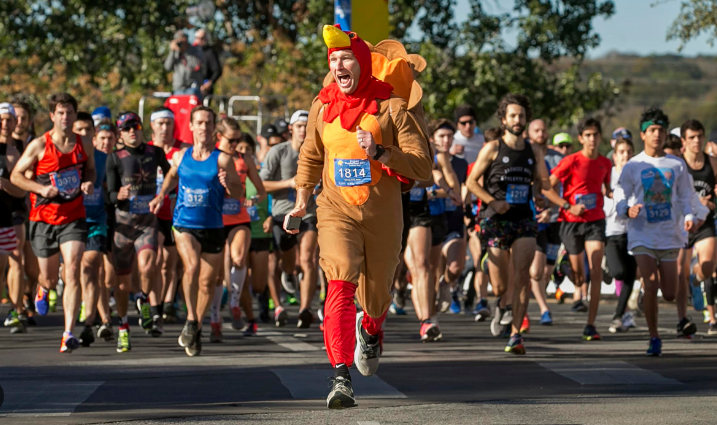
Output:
[561, 202, 570, 211]
[372, 144, 386, 161]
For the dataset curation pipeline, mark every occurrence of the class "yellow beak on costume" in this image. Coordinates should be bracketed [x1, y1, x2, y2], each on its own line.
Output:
[323, 25, 351, 49]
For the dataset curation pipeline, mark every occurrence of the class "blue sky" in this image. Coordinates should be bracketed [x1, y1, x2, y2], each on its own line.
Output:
[454, 0, 716, 57]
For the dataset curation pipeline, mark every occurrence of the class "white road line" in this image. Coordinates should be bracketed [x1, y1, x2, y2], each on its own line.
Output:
[272, 369, 406, 400]
[266, 335, 321, 352]
[539, 361, 682, 386]
[0, 381, 103, 417]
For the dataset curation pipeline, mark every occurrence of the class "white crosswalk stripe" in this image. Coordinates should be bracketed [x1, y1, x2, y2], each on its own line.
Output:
[0, 381, 103, 417]
[538, 361, 683, 386]
[272, 369, 406, 400]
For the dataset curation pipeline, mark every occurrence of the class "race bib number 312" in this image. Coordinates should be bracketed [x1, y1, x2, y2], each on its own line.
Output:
[184, 187, 209, 208]
[334, 159, 371, 187]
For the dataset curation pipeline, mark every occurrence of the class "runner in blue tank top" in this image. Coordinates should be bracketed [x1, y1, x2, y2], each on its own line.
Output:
[150, 106, 243, 357]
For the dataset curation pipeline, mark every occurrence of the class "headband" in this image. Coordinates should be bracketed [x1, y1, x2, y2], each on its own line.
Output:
[0, 102, 16, 118]
[437, 123, 455, 132]
[97, 124, 114, 132]
[151, 110, 175, 122]
[640, 120, 667, 132]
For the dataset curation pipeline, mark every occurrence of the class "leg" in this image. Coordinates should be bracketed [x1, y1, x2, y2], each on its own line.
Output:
[676, 248, 691, 321]
[510, 238, 537, 335]
[635, 254, 661, 339]
[442, 238, 466, 285]
[298, 230, 319, 312]
[59, 240, 86, 333]
[406, 226, 433, 321]
[196, 251, 226, 327]
[585, 240, 606, 326]
[175, 230, 202, 322]
[80, 250, 103, 325]
[529, 251, 549, 314]
[7, 223, 26, 315]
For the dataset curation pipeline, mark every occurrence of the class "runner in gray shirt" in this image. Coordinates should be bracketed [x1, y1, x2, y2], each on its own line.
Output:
[260, 110, 320, 329]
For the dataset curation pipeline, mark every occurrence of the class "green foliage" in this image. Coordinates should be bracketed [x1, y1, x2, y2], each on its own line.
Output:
[0, 0, 622, 129]
[667, 0, 717, 50]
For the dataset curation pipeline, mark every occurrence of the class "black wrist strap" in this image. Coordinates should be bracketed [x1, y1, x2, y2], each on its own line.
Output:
[372, 144, 385, 161]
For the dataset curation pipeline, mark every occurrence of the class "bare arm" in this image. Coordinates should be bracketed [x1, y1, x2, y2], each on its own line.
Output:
[10, 137, 51, 196]
[219, 153, 244, 200]
[1, 146, 26, 198]
[150, 148, 184, 214]
[80, 136, 96, 195]
[243, 152, 267, 202]
[465, 141, 498, 205]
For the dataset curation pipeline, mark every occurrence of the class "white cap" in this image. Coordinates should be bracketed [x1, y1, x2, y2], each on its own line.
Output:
[0, 102, 16, 118]
[670, 127, 681, 137]
[290, 110, 309, 125]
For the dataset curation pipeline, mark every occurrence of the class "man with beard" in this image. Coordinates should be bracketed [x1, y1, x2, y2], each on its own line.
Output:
[466, 94, 566, 355]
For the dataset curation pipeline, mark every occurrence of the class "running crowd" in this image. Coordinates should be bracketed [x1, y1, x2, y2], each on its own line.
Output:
[1, 91, 716, 363]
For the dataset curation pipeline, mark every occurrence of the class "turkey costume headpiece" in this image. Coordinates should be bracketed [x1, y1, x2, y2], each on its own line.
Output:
[318, 24, 393, 131]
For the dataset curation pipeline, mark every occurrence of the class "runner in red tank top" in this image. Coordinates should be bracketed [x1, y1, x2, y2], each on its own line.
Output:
[148, 106, 188, 325]
[209, 116, 266, 342]
[10, 93, 97, 353]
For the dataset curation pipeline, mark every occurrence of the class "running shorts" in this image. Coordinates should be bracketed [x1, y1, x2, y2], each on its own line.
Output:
[272, 216, 317, 252]
[250, 237, 274, 253]
[686, 221, 716, 249]
[559, 219, 606, 256]
[29, 219, 87, 258]
[86, 223, 108, 254]
[158, 218, 176, 247]
[480, 217, 537, 251]
[113, 211, 158, 275]
[173, 226, 226, 255]
[224, 222, 252, 240]
[0, 226, 18, 254]
[630, 246, 679, 264]
[430, 215, 448, 247]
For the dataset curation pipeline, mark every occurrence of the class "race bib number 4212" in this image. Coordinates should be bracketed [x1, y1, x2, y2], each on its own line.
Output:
[334, 159, 371, 187]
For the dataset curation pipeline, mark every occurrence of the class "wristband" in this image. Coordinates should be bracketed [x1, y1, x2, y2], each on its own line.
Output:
[372, 144, 386, 161]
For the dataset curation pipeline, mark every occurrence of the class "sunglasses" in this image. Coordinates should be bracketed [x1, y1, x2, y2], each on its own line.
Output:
[556, 144, 571, 149]
[120, 122, 142, 132]
[226, 137, 242, 144]
[458, 119, 475, 126]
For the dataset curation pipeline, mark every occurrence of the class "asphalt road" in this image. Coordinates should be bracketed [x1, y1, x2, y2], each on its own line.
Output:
[2, 296, 717, 425]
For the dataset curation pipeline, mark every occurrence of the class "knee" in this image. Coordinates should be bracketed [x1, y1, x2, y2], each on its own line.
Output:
[447, 260, 463, 277]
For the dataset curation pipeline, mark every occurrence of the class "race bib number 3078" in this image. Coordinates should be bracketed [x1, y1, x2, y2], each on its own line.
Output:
[334, 159, 371, 187]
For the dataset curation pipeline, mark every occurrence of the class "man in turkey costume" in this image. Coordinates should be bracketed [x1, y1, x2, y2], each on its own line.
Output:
[283, 24, 433, 409]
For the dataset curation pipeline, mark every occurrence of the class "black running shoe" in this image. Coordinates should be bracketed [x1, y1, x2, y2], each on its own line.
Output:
[297, 309, 314, 329]
[179, 320, 198, 348]
[326, 376, 357, 409]
[80, 325, 95, 347]
[258, 289, 271, 323]
[163, 302, 178, 324]
[150, 315, 164, 338]
[97, 322, 114, 341]
[185, 329, 202, 357]
[677, 317, 697, 338]
[571, 300, 588, 313]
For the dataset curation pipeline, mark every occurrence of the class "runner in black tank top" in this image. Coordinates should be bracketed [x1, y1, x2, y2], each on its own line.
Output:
[681, 119, 717, 335]
[0, 137, 26, 333]
[481, 138, 536, 222]
[466, 94, 569, 355]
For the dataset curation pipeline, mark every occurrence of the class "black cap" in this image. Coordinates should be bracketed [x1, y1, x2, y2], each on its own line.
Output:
[274, 118, 289, 134]
[454, 105, 476, 122]
[260, 123, 278, 139]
